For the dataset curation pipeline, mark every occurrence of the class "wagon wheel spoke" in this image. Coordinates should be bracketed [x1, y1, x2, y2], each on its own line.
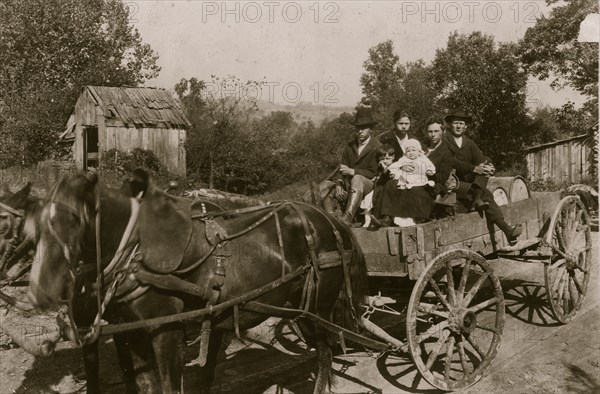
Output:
[562, 272, 571, 312]
[444, 335, 456, 381]
[424, 329, 450, 371]
[551, 266, 567, 293]
[567, 209, 583, 246]
[568, 276, 579, 306]
[464, 333, 485, 358]
[417, 303, 450, 319]
[457, 258, 471, 301]
[475, 323, 499, 333]
[462, 272, 489, 307]
[469, 297, 498, 313]
[549, 258, 566, 272]
[457, 335, 471, 376]
[418, 320, 449, 344]
[445, 260, 457, 305]
[571, 273, 584, 295]
[556, 269, 568, 304]
[428, 279, 451, 310]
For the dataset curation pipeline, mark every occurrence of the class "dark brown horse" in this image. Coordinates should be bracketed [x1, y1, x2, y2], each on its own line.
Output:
[1, 179, 224, 393]
[27, 170, 369, 393]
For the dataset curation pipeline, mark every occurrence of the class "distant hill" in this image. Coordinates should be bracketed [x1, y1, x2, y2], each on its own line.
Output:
[255, 101, 354, 126]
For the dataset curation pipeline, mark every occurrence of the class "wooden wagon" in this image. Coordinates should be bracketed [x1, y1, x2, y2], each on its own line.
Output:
[348, 180, 594, 390]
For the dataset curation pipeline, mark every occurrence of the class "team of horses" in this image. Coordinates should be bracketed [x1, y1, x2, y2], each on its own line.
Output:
[0, 170, 370, 393]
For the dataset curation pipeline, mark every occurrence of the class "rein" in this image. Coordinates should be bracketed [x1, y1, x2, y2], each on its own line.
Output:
[46, 190, 356, 343]
[46, 182, 142, 346]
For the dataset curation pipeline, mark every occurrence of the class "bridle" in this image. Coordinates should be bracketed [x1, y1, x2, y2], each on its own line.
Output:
[42, 179, 141, 345]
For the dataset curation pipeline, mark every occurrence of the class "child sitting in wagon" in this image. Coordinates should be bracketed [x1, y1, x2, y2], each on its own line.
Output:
[361, 144, 395, 227]
[372, 139, 437, 228]
[388, 139, 436, 190]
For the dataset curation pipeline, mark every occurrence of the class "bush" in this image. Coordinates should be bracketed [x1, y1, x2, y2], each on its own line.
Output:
[528, 178, 572, 192]
[100, 148, 165, 175]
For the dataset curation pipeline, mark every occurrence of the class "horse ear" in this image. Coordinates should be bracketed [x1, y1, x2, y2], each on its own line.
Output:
[5, 182, 31, 209]
[130, 168, 150, 198]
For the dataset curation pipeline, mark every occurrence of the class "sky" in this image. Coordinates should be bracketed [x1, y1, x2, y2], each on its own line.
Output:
[131, 0, 589, 108]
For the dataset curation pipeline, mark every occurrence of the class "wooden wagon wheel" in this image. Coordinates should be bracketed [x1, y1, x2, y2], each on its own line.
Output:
[406, 249, 505, 391]
[543, 196, 592, 324]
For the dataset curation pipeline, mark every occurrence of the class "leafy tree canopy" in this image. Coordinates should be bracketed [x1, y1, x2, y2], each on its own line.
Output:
[519, 0, 599, 101]
[0, 0, 160, 166]
[359, 40, 439, 133]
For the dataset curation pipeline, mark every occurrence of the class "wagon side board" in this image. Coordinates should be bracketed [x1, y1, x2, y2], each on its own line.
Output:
[352, 191, 562, 280]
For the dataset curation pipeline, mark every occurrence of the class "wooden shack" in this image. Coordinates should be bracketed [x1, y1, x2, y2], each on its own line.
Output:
[526, 125, 598, 183]
[61, 86, 191, 176]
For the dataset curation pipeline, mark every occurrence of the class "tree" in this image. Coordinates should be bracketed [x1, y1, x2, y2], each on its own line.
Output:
[285, 113, 355, 183]
[177, 75, 297, 194]
[359, 40, 439, 133]
[360, 40, 404, 125]
[519, 0, 599, 105]
[432, 32, 531, 168]
[0, 0, 160, 166]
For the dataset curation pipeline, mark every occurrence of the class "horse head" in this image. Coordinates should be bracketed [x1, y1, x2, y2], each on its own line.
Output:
[28, 174, 98, 309]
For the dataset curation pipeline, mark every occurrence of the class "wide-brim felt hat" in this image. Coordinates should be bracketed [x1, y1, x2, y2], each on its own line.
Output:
[353, 108, 378, 127]
[444, 109, 472, 123]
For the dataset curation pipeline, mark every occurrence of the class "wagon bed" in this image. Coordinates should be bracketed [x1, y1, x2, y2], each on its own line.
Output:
[353, 191, 562, 279]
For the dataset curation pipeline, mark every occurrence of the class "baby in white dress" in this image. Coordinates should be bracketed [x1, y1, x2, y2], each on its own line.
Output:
[388, 139, 435, 189]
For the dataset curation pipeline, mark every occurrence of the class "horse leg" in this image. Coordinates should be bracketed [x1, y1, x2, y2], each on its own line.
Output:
[81, 340, 100, 394]
[312, 328, 333, 394]
[196, 329, 224, 394]
[151, 323, 185, 393]
[126, 329, 161, 393]
[113, 333, 138, 393]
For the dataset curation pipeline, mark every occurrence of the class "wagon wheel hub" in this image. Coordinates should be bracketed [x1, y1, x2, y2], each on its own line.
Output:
[448, 307, 477, 334]
[562, 249, 581, 270]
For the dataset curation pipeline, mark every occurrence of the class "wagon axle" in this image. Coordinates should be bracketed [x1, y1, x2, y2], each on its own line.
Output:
[448, 307, 477, 334]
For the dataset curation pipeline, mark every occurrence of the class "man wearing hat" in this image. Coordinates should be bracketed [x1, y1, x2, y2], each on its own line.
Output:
[326, 107, 381, 225]
[444, 109, 523, 244]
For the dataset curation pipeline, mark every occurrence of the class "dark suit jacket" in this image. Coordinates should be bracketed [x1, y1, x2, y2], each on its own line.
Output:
[426, 140, 454, 195]
[443, 133, 489, 181]
[377, 130, 407, 161]
[334, 137, 382, 181]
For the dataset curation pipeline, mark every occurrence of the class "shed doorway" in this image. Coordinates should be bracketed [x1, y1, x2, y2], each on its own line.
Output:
[83, 126, 99, 170]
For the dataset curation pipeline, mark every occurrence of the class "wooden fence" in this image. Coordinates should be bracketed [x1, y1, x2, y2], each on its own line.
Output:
[526, 134, 594, 183]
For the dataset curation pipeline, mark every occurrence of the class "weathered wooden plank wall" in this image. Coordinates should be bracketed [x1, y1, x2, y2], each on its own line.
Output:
[99, 126, 187, 176]
[526, 137, 590, 183]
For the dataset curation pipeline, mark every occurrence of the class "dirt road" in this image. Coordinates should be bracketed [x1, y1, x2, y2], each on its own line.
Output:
[1, 235, 598, 394]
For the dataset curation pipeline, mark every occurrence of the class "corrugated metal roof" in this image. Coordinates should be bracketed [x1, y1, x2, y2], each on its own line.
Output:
[85, 86, 191, 129]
